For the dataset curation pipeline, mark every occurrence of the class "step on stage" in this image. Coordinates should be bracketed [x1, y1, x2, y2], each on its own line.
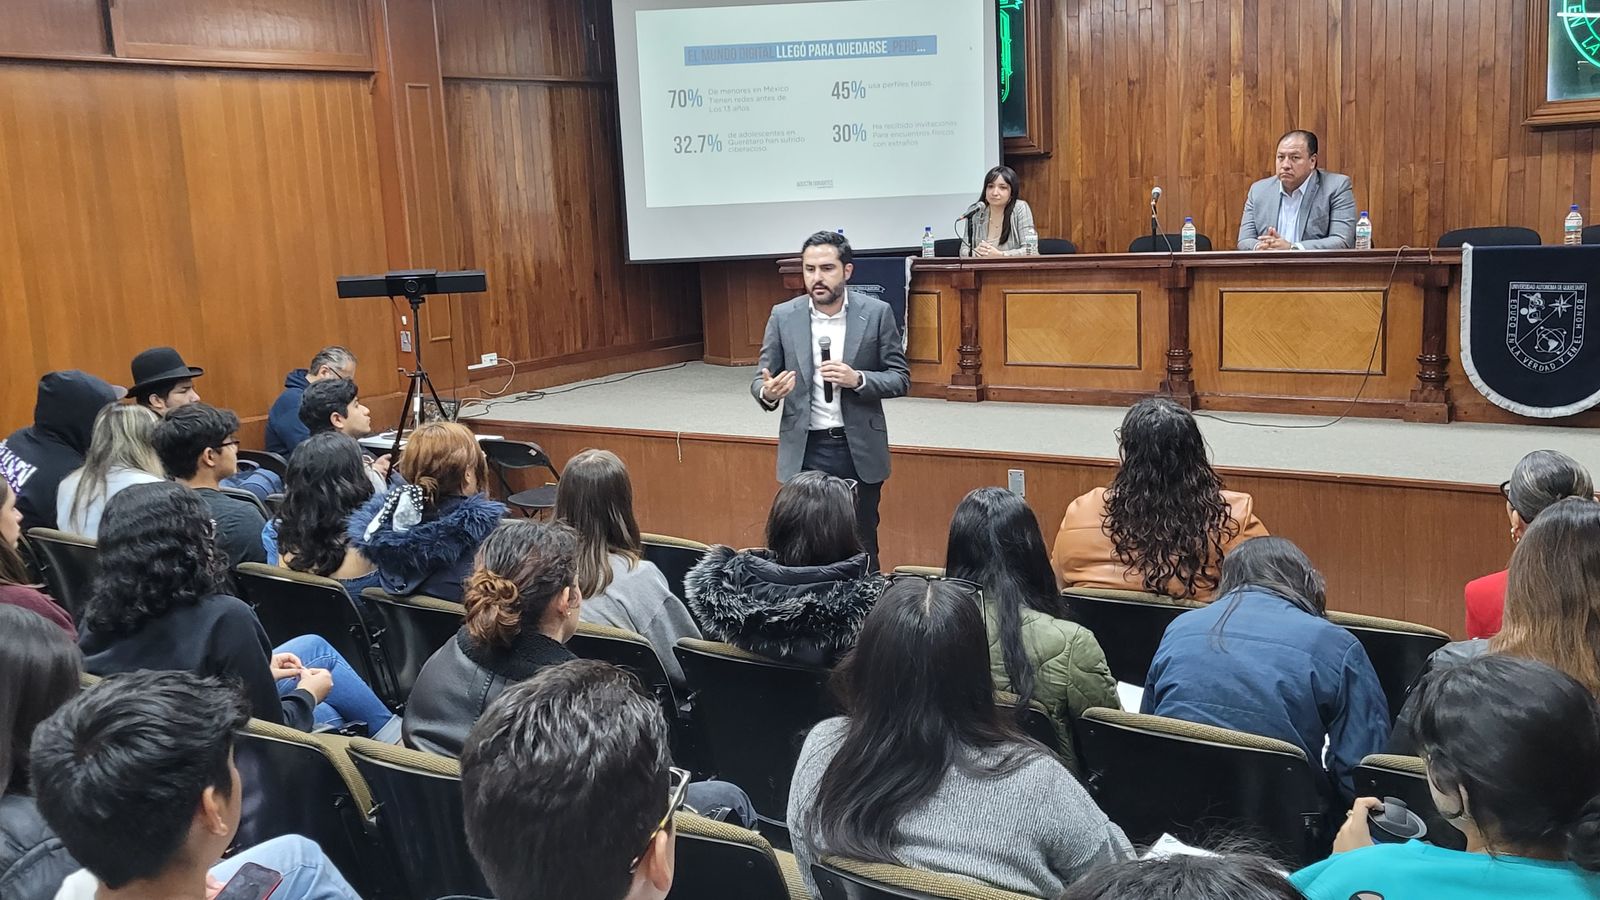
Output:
[466, 362, 1600, 638]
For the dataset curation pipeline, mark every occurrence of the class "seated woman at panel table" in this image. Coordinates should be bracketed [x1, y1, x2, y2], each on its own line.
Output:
[959, 165, 1039, 257]
[1052, 396, 1268, 601]
[1293, 655, 1600, 900]
[1463, 449, 1592, 639]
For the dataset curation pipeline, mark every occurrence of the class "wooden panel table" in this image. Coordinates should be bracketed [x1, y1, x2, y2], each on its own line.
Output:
[770, 249, 1594, 425]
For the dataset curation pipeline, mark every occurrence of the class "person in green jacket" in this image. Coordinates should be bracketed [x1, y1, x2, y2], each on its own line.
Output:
[945, 487, 1118, 771]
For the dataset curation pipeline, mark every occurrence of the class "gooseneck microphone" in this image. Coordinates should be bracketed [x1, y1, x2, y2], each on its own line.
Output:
[1149, 185, 1164, 243]
[819, 335, 834, 402]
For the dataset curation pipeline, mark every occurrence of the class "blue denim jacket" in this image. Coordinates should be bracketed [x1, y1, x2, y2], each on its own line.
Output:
[1141, 589, 1390, 800]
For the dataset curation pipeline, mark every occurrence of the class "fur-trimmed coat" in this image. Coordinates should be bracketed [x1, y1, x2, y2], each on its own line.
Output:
[347, 491, 505, 602]
[683, 546, 884, 666]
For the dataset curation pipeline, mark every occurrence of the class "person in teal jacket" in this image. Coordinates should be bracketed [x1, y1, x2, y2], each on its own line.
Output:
[945, 487, 1118, 772]
[1292, 654, 1600, 899]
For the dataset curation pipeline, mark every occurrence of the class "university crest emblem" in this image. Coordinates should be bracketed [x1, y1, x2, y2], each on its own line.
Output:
[1506, 282, 1585, 374]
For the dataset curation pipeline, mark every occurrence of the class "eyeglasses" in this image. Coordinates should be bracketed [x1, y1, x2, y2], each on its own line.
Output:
[885, 571, 984, 600]
[218, 438, 241, 450]
[629, 766, 692, 872]
[1498, 480, 1512, 501]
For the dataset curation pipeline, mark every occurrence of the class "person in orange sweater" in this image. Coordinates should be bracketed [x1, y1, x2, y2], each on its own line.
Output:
[1053, 398, 1268, 601]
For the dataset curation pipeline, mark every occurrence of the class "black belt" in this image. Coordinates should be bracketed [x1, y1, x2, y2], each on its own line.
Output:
[809, 427, 848, 439]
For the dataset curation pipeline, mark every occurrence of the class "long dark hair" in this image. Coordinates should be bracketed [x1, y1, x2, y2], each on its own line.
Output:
[944, 487, 1069, 713]
[976, 165, 1020, 245]
[1494, 497, 1600, 696]
[84, 482, 226, 634]
[1414, 655, 1600, 869]
[809, 577, 1038, 863]
[554, 449, 643, 598]
[766, 472, 861, 567]
[1, 480, 37, 587]
[275, 433, 374, 577]
[0, 605, 82, 793]
[1214, 537, 1326, 616]
[1104, 397, 1238, 596]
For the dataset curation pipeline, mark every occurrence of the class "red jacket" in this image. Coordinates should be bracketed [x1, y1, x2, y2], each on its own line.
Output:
[0, 583, 75, 640]
[1464, 569, 1509, 639]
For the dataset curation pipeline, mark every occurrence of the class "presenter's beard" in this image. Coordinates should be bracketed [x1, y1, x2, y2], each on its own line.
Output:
[812, 283, 843, 305]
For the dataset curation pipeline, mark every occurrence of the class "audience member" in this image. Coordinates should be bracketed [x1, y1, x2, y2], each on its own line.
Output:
[685, 471, 884, 664]
[77, 483, 399, 740]
[150, 403, 267, 568]
[1293, 655, 1600, 898]
[1466, 449, 1592, 639]
[350, 422, 503, 601]
[0, 479, 75, 639]
[944, 487, 1116, 771]
[266, 433, 380, 602]
[128, 346, 203, 414]
[789, 576, 1134, 898]
[297, 378, 391, 491]
[1143, 536, 1388, 802]
[31, 671, 362, 900]
[0, 606, 82, 900]
[1059, 852, 1302, 899]
[460, 660, 681, 900]
[55, 404, 163, 539]
[555, 449, 700, 690]
[1053, 397, 1267, 600]
[405, 519, 584, 756]
[1393, 495, 1600, 753]
[0, 371, 124, 531]
[267, 346, 357, 456]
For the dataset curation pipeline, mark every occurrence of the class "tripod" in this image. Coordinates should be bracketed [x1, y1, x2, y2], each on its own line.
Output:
[392, 289, 451, 459]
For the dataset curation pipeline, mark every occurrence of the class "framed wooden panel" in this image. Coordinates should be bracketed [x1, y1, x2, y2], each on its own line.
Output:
[1004, 291, 1142, 368]
[1000, 0, 1052, 157]
[0, 0, 110, 58]
[107, 0, 374, 70]
[906, 291, 943, 364]
[1219, 290, 1388, 375]
[1526, 0, 1600, 126]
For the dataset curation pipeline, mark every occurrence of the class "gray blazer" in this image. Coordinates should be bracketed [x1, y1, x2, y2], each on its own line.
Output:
[1236, 169, 1357, 250]
[961, 199, 1038, 256]
[751, 291, 909, 484]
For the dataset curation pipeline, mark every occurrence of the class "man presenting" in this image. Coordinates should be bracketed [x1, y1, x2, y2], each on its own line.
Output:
[754, 231, 909, 565]
[1237, 130, 1357, 251]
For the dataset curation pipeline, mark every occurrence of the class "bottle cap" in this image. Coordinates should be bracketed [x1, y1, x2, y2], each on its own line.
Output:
[1360, 210, 1368, 216]
[1573, 204, 1581, 211]
[1184, 216, 1193, 223]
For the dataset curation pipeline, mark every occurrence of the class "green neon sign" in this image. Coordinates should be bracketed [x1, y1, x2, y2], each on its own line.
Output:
[999, 0, 1021, 103]
[1564, 2, 1600, 68]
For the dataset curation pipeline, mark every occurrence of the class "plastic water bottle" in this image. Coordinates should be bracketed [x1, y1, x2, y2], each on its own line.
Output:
[921, 226, 935, 258]
[1024, 231, 1039, 256]
[1181, 217, 1197, 252]
[1355, 211, 1373, 250]
[1566, 205, 1584, 245]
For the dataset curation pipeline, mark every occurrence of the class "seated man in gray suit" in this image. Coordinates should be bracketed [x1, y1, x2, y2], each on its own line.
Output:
[1237, 130, 1357, 251]
[753, 231, 910, 565]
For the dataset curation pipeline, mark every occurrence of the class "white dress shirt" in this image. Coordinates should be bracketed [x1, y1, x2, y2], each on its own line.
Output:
[1276, 179, 1308, 246]
[808, 297, 849, 429]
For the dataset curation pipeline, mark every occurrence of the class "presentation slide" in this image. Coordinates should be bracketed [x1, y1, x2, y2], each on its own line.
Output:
[614, 0, 999, 261]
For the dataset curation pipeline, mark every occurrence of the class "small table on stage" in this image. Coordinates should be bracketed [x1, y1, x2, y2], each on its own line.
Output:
[770, 249, 1527, 424]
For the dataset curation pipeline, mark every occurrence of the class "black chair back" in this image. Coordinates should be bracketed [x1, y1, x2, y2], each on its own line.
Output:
[238, 449, 289, 480]
[1129, 233, 1213, 252]
[234, 563, 401, 711]
[1077, 708, 1329, 865]
[641, 533, 710, 606]
[25, 528, 99, 618]
[571, 621, 679, 712]
[218, 486, 271, 518]
[1436, 226, 1541, 247]
[1059, 589, 1200, 685]
[347, 740, 489, 900]
[233, 722, 380, 895]
[995, 692, 1062, 756]
[931, 238, 961, 257]
[1038, 237, 1076, 254]
[670, 813, 794, 900]
[812, 859, 1038, 900]
[365, 590, 464, 701]
[673, 639, 834, 836]
[1355, 754, 1466, 851]
[1327, 611, 1450, 725]
[479, 439, 560, 512]
[1583, 224, 1600, 244]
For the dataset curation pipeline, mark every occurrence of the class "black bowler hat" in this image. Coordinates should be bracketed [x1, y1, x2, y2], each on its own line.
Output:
[129, 347, 204, 396]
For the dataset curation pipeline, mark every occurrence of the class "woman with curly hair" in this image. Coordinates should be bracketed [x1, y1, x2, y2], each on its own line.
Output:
[349, 422, 504, 602]
[266, 433, 380, 602]
[1053, 397, 1268, 600]
[78, 482, 400, 740]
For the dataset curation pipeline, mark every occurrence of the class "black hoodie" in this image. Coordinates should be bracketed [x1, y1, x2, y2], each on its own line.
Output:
[0, 371, 123, 531]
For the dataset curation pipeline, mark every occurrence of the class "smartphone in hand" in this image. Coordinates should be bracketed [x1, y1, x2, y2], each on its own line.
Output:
[214, 863, 283, 900]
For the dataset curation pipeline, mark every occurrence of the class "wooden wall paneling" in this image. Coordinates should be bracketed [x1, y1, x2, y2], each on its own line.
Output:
[107, 0, 374, 69]
[1017, 0, 1600, 253]
[0, 0, 110, 58]
[436, 0, 607, 80]
[0, 62, 394, 434]
[476, 420, 1506, 638]
[700, 260, 785, 365]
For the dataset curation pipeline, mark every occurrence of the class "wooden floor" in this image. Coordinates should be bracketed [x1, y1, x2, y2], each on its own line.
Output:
[475, 419, 1505, 639]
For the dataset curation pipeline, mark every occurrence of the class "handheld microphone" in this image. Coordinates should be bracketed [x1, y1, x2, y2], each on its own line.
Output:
[819, 336, 833, 402]
[1150, 185, 1163, 206]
